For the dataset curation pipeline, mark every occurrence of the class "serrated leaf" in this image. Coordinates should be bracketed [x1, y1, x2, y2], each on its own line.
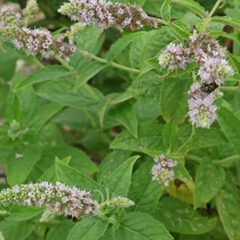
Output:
[129, 161, 163, 215]
[6, 146, 41, 186]
[184, 128, 228, 151]
[162, 121, 179, 151]
[0, 208, 41, 240]
[110, 102, 138, 137]
[160, 73, 191, 123]
[35, 78, 103, 109]
[212, 16, 240, 31]
[110, 123, 163, 153]
[161, 0, 171, 21]
[55, 160, 99, 191]
[74, 61, 106, 90]
[102, 156, 139, 197]
[218, 107, 240, 154]
[129, 29, 171, 69]
[171, 0, 205, 18]
[13, 66, 69, 91]
[194, 162, 225, 208]
[216, 183, 240, 240]
[47, 221, 74, 240]
[106, 32, 143, 61]
[157, 198, 217, 235]
[42, 146, 98, 175]
[28, 103, 63, 135]
[114, 212, 173, 240]
[67, 218, 109, 240]
[99, 150, 132, 181]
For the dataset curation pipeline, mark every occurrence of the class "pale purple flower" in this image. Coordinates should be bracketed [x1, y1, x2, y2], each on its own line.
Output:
[158, 43, 192, 71]
[189, 31, 225, 64]
[22, 0, 39, 18]
[151, 155, 177, 186]
[198, 57, 234, 85]
[0, 5, 22, 27]
[58, 0, 159, 30]
[188, 83, 217, 128]
[0, 182, 99, 219]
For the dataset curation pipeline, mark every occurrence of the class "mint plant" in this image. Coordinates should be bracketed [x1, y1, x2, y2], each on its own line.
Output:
[0, 0, 240, 239]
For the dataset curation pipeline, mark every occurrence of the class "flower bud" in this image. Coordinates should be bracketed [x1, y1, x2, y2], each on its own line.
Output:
[23, 0, 39, 18]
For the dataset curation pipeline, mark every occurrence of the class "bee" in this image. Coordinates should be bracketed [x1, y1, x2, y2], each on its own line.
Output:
[200, 82, 218, 93]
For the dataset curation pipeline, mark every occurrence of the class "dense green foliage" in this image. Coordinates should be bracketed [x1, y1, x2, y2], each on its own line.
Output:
[0, 0, 240, 239]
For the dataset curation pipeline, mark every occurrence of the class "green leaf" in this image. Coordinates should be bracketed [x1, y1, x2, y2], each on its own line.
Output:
[27, 103, 63, 135]
[157, 198, 217, 235]
[106, 32, 143, 61]
[110, 102, 138, 138]
[71, 26, 104, 68]
[99, 150, 132, 181]
[114, 212, 173, 240]
[129, 29, 171, 69]
[6, 146, 41, 186]
[185, 128, 228, 151]
[46, 221, 74, 240]
[13, 66, 70, 91]
[102, 156, 139, 197]
[171, 0, 205, 18]
[216, 182, 240, 240]
[67, 218, 109, 240]
[110, 123, 163, 153]
[129, 161, 163, 215]
[55, 160, 99, 191]
[160, 73, 191, 123]
[42, 146, 98, 175]
[74, 61, 106, 90]
[0, 208, 41, 240]
[162, 121, 179, 151]
[194, 162, 225, 208]
[35, 78, 103, 109]
[212, 16, 240, 31]
[218, 107, 240, 154]
[161, 0, 172, 21]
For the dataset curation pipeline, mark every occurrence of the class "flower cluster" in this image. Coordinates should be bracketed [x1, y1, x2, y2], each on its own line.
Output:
[12, 27, 53, 58]
[159, 32, 233, 84]
[0, 5, 22, 28]
[23, 0, 39, 19]
[58, 0, 159, 30]
[189, 32, 234, 85]
[151, 155, 177, 186]
[188, 83, 217, 128]
[189, 32, 225, 64]
[0, 182, 99, 219]
[159, 32, 234, 128]
[158, 43, 192, 71]
[0, 4, 76, 60]
[198, 56, 234, 86]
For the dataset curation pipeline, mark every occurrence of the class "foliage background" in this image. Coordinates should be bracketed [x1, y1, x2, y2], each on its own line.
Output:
[0, 0, 240, 239]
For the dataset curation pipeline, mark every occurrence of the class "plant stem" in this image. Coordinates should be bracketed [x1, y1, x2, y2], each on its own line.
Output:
[209, 0, 224, 17]
[220, 82, 240, 92]
[177, 126, 195, 153]
[214, 154, 240, 165]
[53, 53, 101, 101]
[186, 154, 202, 163]
[31, 57, 45, 69]
[78, 49, 140, 74]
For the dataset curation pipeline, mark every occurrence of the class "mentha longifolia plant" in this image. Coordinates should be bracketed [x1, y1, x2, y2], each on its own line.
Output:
[0, 0, 240, 239]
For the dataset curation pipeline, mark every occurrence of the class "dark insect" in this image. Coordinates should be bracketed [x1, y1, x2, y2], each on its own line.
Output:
[200, 82, 218, 93]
